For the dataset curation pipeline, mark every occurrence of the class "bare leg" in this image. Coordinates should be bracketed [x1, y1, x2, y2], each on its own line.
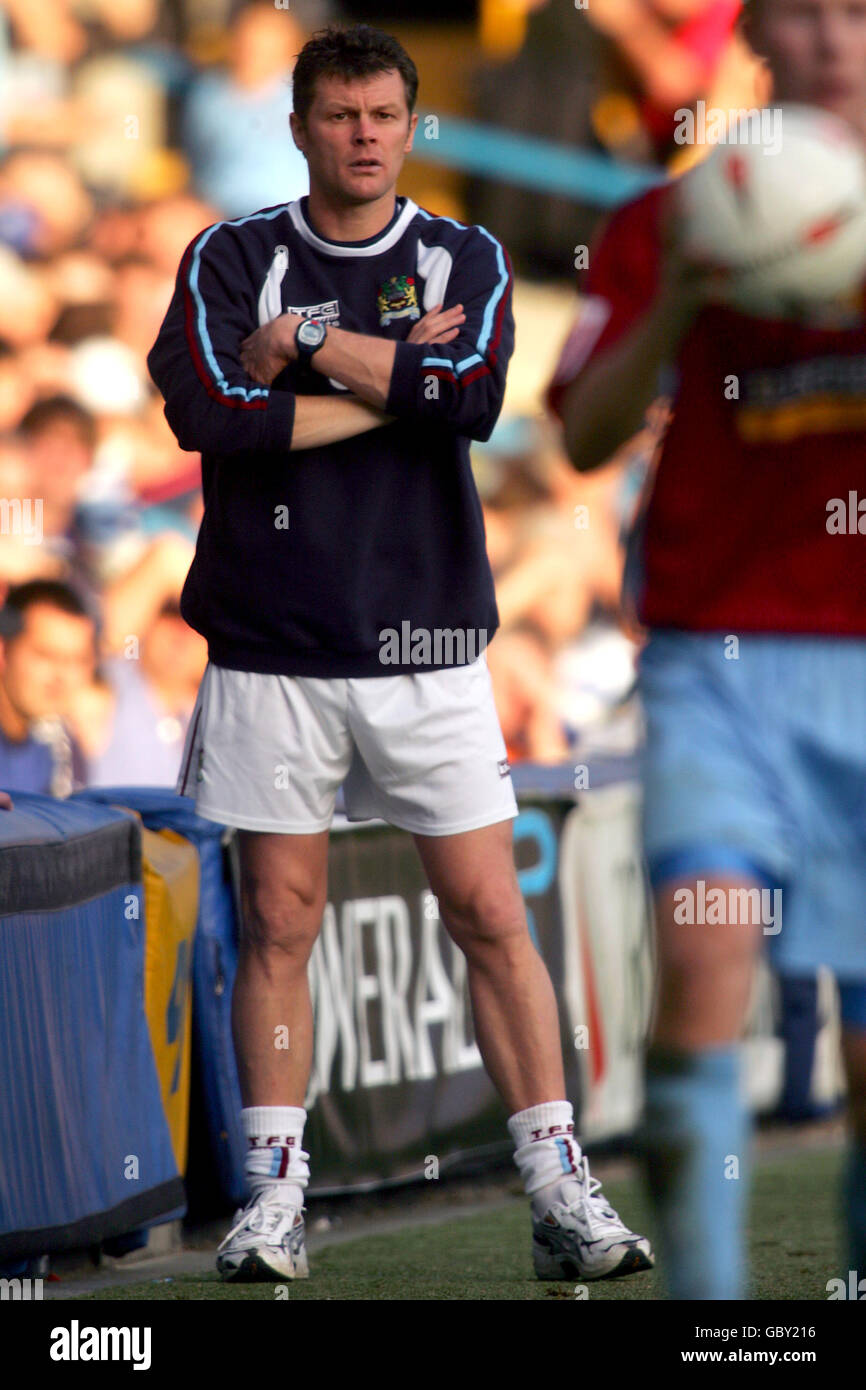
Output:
[651, 877, 764, 1048]
[413, 818, 565, 1112]
[231, 829, 329, 1107]
[644, 874, 765, 1300]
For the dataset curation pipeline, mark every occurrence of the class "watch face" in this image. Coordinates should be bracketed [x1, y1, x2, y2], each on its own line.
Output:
[298, 319, 326, 348]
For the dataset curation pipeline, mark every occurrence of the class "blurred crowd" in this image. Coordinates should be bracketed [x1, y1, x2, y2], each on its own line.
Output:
[0, 0, 325, 798]
[0, 0, 754, 797]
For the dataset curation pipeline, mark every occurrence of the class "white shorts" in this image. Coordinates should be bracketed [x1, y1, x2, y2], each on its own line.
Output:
[176, 654, 518, 836]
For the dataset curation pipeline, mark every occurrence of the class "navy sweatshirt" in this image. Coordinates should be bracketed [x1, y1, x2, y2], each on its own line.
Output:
[146, 195, 515, 677]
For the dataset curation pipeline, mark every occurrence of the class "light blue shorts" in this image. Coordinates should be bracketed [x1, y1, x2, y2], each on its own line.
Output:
[639, 631, 866, 984]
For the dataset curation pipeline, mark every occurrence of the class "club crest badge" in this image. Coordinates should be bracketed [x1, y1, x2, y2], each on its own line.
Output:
[377, 275, 420, 326]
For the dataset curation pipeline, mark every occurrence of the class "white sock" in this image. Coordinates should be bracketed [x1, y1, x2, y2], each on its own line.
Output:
[242, 1105, 310, 1208]
[507, 1101, 584, 1213]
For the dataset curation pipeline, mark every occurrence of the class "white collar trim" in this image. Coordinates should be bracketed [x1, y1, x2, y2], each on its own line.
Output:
[287, 197, 417, 257]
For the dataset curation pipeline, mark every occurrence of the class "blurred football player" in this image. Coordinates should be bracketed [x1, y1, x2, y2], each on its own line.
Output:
[548, 0, 866, 1299]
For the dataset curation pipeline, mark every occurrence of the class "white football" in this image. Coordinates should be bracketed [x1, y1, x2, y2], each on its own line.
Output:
[676, 104, 866, 317]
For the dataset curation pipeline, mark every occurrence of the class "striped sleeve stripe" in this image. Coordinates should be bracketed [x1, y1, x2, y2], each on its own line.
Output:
[418, 214, 513, 390]
[182, 208, 289, 410]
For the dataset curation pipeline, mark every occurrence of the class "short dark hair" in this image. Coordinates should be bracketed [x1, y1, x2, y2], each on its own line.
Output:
[18, 395, 97, 451]
[291, 24, 418, 126]
[0, 579, 93, 640]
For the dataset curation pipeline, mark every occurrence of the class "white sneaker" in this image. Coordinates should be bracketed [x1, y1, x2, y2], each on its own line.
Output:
[532, 1156, 654, 1281]
[216, 1185, 309, 1283]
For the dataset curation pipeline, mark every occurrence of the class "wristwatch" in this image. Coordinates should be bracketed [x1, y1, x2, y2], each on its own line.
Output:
[295, 317, 327, 361]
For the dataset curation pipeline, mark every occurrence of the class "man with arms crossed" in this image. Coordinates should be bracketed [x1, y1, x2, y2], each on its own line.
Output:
[149, 23, 652, 1286]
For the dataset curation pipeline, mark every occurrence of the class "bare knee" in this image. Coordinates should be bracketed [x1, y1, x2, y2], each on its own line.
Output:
[439, 882, 530, 963]
[238, 833, 327, 968]
[241, 882, 322, 967]
[240, 861, 325, 973]
[655, 882, 761, 982]
[658, 925, 756, 990]
[651, 882, 764, 1045]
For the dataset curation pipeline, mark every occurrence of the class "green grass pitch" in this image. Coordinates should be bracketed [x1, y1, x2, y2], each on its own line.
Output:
[81, 1146, 844, 1301]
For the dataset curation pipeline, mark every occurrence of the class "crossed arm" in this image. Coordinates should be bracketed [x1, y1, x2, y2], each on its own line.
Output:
[247, 304, 466, 450]
[148, 226, 509, 456]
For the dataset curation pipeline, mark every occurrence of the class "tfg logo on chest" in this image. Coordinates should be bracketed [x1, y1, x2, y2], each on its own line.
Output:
[286, 299, 341, 325]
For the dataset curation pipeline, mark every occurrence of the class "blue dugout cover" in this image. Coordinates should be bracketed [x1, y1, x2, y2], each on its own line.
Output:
[0, 793, 184, 1261]
[73, 789, 247, 1208]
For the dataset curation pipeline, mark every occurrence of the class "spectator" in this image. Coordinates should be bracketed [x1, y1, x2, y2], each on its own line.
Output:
[0, 150, 94, 256]
[70, 20, 168, 199]
[0, 434, 62, 587]
[181, 3, 309, 216]
[131, 192, 219, 276]
[0, 0, 90, 153]
[71, 597, 207, 787]
[0, 579, 95, 795]
[17, 394, 138, 597]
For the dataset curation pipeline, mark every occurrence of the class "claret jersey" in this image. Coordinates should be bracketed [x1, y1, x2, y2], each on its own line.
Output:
[548, 184, 866, 636]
